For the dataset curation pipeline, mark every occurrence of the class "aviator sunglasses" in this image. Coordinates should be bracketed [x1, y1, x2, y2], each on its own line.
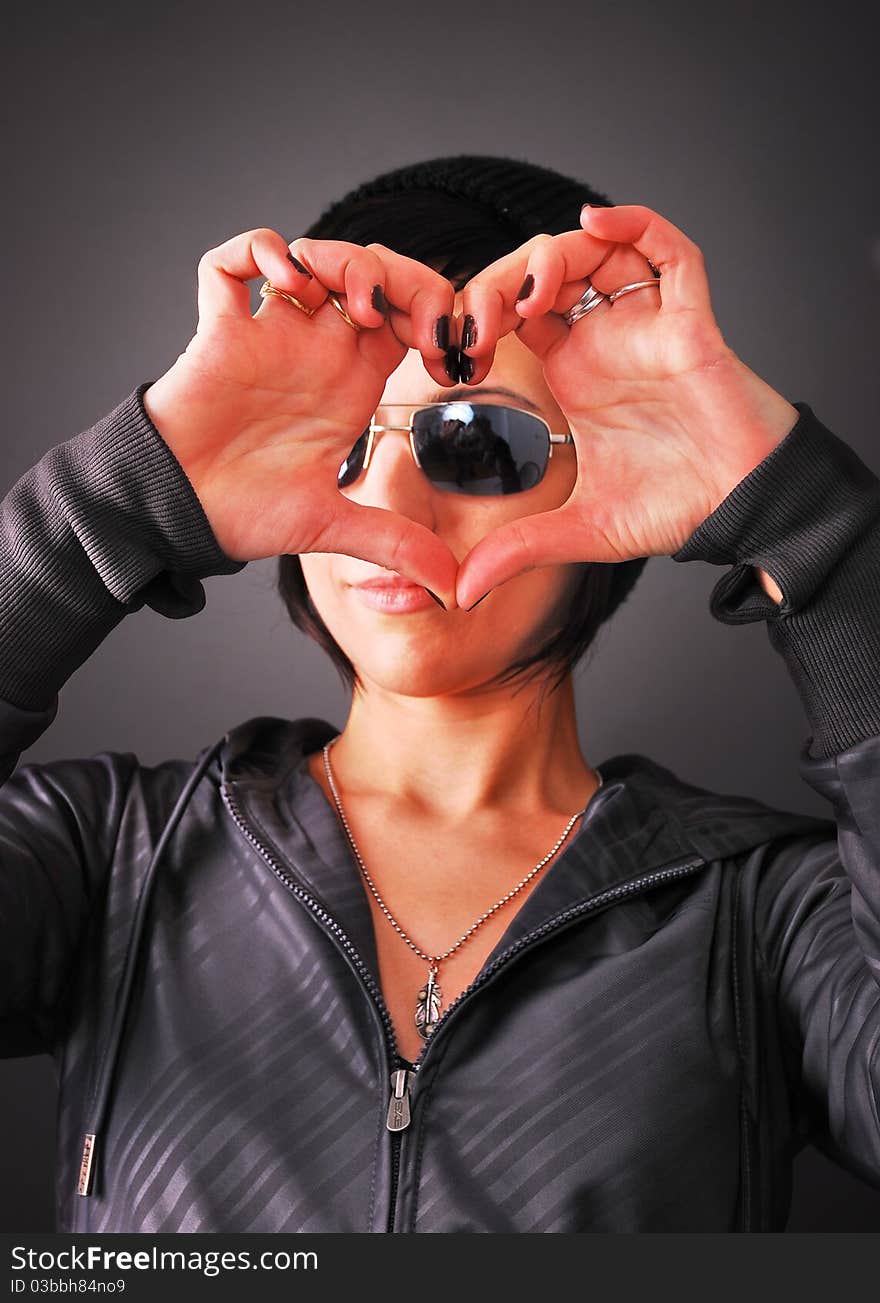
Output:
[337, 401, 575, 497]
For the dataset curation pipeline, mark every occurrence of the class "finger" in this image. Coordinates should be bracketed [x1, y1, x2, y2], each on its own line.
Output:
[198, 228, 315, 325]
[309, 492, 461, 608]
[508, 246, 643, 351]
[512, 233, 658, 355]
[454, 498, 622, 610]
[287, 239, 391, 329]
[386, 299, 460, 387]
[579, 204, 713, 315]
[378, 312, 460, 390]
[293, 239, 457, 362]
[480, 230, 611, 321]
[541, 245, 659, 329]
[458, 282, 505, 373]
[509, 234, 582, 318]
[420, 312, 462, 389]
[457, 234, 563, 383]
[584, 243, 661, 318]
[510, 231, 654, 317]
[371, 246, 458, 384]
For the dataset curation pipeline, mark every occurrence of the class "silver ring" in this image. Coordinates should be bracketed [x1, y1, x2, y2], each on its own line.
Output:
[563, 282, 608, 326]
[608, 280, 663, 304]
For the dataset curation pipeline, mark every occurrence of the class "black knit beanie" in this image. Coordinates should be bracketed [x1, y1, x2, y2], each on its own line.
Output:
[301, 153, 649, 626]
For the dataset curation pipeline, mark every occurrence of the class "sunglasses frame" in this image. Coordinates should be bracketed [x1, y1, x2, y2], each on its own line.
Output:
[344, 401, 574, 494]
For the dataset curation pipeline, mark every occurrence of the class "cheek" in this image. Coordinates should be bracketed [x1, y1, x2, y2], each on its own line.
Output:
[298, 556, 337, 607]
[460, 475, 571, 548]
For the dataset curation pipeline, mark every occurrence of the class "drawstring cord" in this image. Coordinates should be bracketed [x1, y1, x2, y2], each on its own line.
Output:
[78, 732, 228, 1197]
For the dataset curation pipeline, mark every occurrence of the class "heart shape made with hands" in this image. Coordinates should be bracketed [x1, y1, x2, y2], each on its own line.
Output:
[330, 204, 795, 611]
[175, 206, 798, 612]
[324, 209, 671, 607]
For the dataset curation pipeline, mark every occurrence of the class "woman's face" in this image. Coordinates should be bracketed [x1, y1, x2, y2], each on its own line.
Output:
[299, 292, 580, 698]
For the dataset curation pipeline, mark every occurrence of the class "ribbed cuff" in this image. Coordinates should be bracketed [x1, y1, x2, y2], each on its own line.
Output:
[0, 384, 247, 711]
[672, 402, 880, 760]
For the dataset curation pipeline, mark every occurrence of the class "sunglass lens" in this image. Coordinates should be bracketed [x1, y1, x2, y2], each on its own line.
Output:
[412, 404, 548, 495]
[337, 428, 370, 488]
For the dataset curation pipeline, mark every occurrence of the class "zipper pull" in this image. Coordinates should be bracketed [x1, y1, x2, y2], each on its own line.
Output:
[386, 1069, 414, 1131]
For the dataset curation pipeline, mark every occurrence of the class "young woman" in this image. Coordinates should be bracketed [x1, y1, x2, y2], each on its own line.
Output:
[2, 154, 878, 1232]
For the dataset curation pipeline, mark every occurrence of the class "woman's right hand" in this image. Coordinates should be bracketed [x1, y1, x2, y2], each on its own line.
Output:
[142, 228, 460, 600]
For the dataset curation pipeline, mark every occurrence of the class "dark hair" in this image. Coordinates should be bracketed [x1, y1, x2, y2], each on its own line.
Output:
[277, 154, 649, 700]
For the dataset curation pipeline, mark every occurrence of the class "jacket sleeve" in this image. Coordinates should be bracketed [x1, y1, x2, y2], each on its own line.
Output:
[0, 384, 246, 1055]
[671, 401, 880, 1191]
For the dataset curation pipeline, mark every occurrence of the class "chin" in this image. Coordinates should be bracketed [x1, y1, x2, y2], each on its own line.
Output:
[346, 642, 513, 698]
[351, 655, 481, 698]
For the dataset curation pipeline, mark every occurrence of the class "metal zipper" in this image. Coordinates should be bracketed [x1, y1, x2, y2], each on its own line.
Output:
[380, 856, 706, 1231]
[387, 1068, 415, 1130]
[222, 780, 401, 1060]
[222, 777, 705, 1230]
[222, 778, 413, 1234]
[386, 1060, 413, 1233]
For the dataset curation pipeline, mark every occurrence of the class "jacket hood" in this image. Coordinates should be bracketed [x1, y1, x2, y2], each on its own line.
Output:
[218, 712, 831, 831]
[214, 714, 834, 951]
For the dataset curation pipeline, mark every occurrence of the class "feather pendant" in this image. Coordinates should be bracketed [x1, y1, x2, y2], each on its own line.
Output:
[415, 967, 442, 1039]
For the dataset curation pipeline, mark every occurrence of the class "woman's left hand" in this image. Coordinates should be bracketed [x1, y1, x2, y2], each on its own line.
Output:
[453, 204, 800, 609]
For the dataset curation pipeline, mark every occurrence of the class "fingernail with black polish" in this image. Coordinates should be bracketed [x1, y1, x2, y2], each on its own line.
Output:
[425, 589, 447, 610]
[444, 346, 460, 383]
[461, 314, 477, 351]
[458, 351, 474, 384]
[465, 591, 490, 611]
[516, 273, 535, 302]
[371, 284, 390, 317]
[287, 252, 313, 278]
[433, 313, 450, 351]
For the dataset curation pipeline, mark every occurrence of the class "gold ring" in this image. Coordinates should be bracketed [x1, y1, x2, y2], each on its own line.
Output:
[327, 293, 363, 332]
[259, 281, 317, 316]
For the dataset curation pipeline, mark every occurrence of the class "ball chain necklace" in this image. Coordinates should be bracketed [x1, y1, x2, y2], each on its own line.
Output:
[321, 737, 603, 1041]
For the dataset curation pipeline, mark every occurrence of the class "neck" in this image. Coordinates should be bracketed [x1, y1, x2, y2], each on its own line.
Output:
[324, 673, 599, 822]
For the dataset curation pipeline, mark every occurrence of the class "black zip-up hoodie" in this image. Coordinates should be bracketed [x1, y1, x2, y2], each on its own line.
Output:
[1, 386, 879, 1232]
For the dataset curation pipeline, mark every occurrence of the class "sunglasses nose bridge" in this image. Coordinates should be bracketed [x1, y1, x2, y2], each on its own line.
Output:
[361, 424, 422, 479]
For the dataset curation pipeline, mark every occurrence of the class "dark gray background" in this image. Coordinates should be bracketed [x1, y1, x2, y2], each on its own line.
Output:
[3, 0, 879, 1231]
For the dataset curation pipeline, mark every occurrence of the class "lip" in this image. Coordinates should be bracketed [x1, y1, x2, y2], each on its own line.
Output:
[350, 578, 438, 613]
[354, 576, 423, 590]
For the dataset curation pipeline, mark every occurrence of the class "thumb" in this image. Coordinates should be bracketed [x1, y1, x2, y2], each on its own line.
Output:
[310, 497, 460, 608]
[454, 500, 619, 610]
